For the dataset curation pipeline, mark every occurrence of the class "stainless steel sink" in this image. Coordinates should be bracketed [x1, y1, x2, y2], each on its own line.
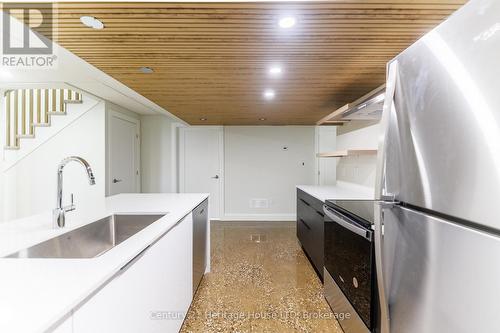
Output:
[5, 214, 166, 258]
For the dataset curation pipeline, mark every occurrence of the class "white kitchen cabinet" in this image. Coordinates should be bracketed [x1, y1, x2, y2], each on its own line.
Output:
[73, 215, 193, 333]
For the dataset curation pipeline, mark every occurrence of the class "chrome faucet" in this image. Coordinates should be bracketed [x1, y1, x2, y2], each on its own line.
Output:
[54, 156, 96, 228]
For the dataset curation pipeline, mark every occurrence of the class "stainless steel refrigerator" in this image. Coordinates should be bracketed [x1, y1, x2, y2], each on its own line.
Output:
[375, 0, 500, 332]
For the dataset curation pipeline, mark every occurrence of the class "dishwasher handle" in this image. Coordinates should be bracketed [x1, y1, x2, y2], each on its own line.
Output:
[323, 205, 372, 241]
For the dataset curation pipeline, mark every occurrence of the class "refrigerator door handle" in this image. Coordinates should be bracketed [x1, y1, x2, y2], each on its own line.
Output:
[375, 60, 398, 201]
[375, 201, 391, 333]
[375, 59, 398, 333]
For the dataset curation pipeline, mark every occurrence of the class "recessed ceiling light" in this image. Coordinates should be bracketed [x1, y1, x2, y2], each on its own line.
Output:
[200, 117, 207, 121]
[80, 16, 104, 30]
[269, 66, 282, 76]
[139, 67, 154, 74]
[279, 16, 296, 29]
[259, 118, 266, 121]
[263, 89, 275, 100]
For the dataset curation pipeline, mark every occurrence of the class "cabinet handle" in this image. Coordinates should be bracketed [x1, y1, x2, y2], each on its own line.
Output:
[300, 198, 310, 207]
[315, 210, 324, 218]
[199, 209, 204, 215]
[300, 218, 311, 230]
[120, 245, 150, 271]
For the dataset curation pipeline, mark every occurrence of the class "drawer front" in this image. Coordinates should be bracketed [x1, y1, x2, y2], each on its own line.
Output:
[297, 189, 325, 240]
[297, 216, 312, 251]
[298, 189, 324, 215]
[297, 197, 313, 250]
[297, 189, 325, 280]
[304, 204, 324, 279]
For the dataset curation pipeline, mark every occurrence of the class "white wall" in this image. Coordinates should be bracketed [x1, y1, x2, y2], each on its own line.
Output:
[1, 102, 106, 223]
[140, 115, 184, 193]
[0, 160, 4, 223]
[0, 90, 6, 223]
[316, 126, 337, 185]
[336, 121, 380, 188]
[224, 126, 316, 220]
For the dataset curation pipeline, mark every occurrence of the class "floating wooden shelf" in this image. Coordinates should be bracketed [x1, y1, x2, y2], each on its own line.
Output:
[317, 149, 377, 157]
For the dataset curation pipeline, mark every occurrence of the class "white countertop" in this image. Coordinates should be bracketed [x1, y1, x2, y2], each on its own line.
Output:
[0, 193, 208, 333]
[296, 181, 375, 202]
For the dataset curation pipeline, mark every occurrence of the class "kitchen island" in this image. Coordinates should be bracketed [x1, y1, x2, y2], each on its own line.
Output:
[0, 193, 209, 333]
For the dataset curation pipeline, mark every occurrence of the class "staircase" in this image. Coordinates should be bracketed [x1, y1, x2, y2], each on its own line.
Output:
[3, 88, 83, 150]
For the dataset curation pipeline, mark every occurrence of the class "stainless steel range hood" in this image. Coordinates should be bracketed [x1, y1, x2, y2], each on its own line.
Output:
[317, 84, 385, 125]
[342, 88, 385, 120]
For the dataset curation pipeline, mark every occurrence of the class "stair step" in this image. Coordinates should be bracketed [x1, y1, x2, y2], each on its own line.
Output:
[3, 88, 83, 152]
[33, 122, 51, 127]
[64, 99, 83, 104]
[17, 134, 35, 139]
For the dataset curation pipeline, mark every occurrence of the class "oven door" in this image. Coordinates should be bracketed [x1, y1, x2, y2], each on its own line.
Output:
[324, 204, 375, 333]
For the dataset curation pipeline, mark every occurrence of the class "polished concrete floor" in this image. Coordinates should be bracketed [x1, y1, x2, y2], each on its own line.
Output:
[180, 221, 343, 333]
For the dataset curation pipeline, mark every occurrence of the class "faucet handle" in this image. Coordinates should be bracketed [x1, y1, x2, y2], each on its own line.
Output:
[64, 193, 76, 212]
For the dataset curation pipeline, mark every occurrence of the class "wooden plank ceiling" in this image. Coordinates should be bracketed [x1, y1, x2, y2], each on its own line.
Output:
[41, 1, 466, 125]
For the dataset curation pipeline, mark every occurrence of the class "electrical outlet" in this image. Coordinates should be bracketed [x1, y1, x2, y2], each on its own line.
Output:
[250, 199, 269, 208]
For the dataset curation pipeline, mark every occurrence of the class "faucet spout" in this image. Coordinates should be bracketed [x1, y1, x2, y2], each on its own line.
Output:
[54, 156, 96, 228]
[86, 167, 96, 185]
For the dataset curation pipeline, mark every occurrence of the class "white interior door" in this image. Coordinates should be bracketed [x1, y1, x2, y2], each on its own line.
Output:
[108, 111, 140, 195]
[180, 127, 222, 219]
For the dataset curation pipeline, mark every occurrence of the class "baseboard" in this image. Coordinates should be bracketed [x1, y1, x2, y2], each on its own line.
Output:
[221, 213, 296, 221]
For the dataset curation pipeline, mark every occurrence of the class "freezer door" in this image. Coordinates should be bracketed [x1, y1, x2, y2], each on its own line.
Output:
[379, 0, 500, 230]
[377, 203, 500, 333]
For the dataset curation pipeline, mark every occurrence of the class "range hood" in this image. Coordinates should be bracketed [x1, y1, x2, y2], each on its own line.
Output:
[342, 88, 385, 120]
[317, 84, 385, 125]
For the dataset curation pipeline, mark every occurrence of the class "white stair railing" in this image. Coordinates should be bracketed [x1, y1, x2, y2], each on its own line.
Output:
[4, 88, 82, 150]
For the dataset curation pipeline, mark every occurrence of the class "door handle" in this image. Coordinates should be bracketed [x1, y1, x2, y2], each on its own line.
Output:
[323, 205, 371, 240]
[113, 178, 122, 183]
[374, 202, 390, 333]
[211, 175, 219, 179]
[375, 60, 398, 199]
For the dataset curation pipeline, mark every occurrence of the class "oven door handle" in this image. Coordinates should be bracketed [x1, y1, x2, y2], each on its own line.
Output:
[323, 205, 372, 241]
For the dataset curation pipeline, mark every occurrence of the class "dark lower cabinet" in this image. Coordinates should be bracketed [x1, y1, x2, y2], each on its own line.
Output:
[296, 189, 324, 281]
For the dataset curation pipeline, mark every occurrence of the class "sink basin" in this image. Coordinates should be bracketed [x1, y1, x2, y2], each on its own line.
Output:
[6, 214, 166, 258]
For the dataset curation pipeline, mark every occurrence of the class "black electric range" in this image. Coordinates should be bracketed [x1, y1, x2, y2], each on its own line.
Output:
[325, 200, 375, 227]
[323, 200, 378, 333]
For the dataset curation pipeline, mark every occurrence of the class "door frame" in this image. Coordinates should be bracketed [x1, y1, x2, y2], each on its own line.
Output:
[106, 110, 141, 196]
[178, 126, 224, 219]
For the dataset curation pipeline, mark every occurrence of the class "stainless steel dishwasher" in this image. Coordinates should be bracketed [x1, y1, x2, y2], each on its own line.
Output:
[192, 199, 208, 294]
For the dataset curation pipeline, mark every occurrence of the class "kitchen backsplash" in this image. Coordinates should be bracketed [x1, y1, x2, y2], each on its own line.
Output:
[336, 121, 380, 188]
